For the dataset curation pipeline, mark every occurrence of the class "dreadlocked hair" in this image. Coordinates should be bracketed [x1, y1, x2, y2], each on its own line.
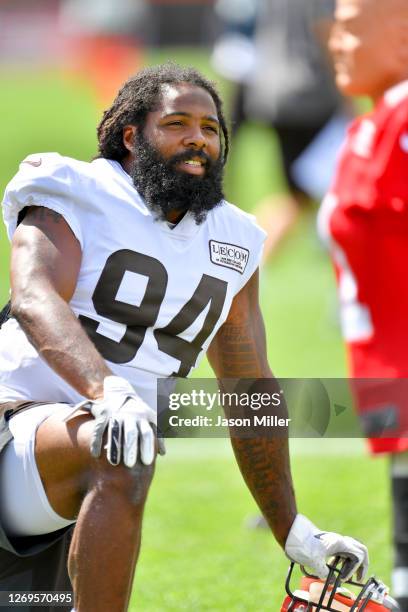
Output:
[97, 62, 230, 166]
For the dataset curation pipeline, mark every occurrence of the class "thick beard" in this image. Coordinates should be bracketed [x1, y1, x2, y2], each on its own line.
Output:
[129, 132, 224, 225]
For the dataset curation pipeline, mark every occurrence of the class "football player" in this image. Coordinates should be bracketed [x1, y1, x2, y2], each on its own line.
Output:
[0, 63, 368, 612]
[319, 0, 408, 608]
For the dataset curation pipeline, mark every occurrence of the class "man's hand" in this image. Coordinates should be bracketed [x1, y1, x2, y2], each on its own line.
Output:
[285, 514, 369, 582]
[85, 376, 165, 467]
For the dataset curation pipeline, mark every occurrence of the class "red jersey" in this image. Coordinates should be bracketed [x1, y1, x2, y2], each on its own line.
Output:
[318, 80, 408, 453]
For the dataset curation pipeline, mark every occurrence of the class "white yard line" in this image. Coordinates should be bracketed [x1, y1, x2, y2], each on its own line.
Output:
[163, 437, 366, 459]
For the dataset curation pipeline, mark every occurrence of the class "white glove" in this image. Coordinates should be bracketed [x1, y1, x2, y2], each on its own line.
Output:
[85, 376, 165, 467]
[285, 514, 369, 582]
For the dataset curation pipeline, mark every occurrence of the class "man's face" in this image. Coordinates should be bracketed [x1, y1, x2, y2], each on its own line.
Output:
[129, 83, 224, 224]
[329, 0, 408, 100]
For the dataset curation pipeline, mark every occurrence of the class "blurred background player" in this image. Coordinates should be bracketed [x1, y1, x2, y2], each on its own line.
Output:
[60, 0, 147, 107]
[212, 0, 352, 261]
[319, 0, 408, 608]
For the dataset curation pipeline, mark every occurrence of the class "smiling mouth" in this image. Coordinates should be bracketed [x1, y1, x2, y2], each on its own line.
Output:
[178, 159, 206, 175]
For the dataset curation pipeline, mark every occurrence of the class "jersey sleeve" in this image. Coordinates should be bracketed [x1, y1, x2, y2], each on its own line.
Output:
[333, 96, 408, 213]
[2, 153, 84, 246]
[232, 211, 266, 295]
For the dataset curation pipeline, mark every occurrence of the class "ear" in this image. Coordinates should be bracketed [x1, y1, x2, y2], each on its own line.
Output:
[123, 125, 137, 153]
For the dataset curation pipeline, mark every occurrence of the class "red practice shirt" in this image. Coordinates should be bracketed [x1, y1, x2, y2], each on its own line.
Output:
[319, 80, 408, 453]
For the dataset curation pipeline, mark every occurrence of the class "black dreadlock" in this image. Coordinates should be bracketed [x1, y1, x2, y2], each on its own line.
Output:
[97, 62, 230, 166]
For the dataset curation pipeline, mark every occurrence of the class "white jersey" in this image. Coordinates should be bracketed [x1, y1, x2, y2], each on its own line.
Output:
[0, 153, 265, 409]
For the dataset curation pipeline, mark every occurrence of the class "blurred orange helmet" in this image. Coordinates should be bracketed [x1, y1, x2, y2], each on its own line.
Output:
[281, 559, 400, 611]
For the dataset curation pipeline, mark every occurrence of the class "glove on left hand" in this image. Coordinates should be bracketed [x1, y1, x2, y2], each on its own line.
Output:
[85, 376, 165, 467]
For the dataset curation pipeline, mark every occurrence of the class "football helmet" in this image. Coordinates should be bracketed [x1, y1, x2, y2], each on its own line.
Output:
[281, 557, 400, 611]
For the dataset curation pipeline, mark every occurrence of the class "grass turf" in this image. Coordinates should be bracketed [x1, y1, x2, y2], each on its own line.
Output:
[0, 54, 391, 610]
[135, 440, 389, 611]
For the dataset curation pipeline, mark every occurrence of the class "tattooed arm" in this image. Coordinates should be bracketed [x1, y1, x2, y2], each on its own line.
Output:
[207, 269, 297, 547]
[10, 206, 112, 399]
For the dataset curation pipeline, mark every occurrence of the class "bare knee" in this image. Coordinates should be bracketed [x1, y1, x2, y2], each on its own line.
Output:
[69, 415, 156, 507]
[89, 457, 155, 508]
[36, 412, 155, 519]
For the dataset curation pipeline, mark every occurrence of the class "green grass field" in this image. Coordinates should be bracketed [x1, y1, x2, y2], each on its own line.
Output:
[136, 440, 389, 611]
[0, 51, 390, 610]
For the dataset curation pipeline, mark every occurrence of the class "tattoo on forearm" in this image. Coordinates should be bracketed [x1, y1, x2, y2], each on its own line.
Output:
[213, 275, 269, 378]
[210, 273, 297, 545]
[215, 321, 266, 378]
[231, 435, 296, 545]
